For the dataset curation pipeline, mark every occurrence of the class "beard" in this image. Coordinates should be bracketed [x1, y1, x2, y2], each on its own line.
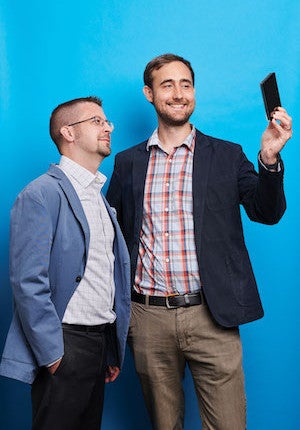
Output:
[153, 98, 195, 127]
[98, 146, 111, 158]
[156, 110, 193, 127]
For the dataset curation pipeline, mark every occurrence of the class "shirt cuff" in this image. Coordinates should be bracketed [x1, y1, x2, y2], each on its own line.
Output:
[46, 357, 62, 367]
[258, 152, 281, 172]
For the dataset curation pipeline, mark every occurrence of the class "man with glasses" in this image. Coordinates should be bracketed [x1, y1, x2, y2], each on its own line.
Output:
[107, 54, 292, 429]
[0, 96, 131, 430]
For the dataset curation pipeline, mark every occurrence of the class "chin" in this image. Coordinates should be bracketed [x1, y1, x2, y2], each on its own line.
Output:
[164, 117, 191, 127]
[158, 112, 193, 127]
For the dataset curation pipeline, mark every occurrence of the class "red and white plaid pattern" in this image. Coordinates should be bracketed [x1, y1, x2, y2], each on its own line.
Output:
[134, 127, 201, 296]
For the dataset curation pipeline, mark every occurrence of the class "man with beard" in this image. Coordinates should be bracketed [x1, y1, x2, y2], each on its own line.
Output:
[0, 96, 131, 430]
[106, 54, 292, 429]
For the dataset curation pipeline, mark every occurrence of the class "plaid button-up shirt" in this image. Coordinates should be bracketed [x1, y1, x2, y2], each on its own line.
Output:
[134, 126, 201, 296]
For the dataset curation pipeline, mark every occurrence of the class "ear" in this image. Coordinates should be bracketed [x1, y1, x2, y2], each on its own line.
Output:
[60, 125, 74, 142]
[143, 85, 154, 103]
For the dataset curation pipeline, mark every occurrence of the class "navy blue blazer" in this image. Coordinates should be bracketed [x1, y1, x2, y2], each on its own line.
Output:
[106, 130, 286, 328]
[0, 165, 131, 384]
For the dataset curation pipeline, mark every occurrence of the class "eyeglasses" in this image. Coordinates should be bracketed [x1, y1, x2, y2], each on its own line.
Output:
[68, 116, 114, 130]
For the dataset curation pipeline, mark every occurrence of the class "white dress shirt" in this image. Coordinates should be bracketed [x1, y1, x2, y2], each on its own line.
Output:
[59, 156, 116, 325]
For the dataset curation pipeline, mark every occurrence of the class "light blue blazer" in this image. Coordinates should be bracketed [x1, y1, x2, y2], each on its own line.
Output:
[0, 164, 131, 384]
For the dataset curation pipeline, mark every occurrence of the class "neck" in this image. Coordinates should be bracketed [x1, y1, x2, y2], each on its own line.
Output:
[157, 121, 192, 153]
[62, 152, 103, 175]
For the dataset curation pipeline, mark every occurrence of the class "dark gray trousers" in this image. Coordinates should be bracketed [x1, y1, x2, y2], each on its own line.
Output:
[31, 324, 108, 430]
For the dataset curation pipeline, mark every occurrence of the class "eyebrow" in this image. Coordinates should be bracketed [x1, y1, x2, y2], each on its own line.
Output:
[160, 78, 193, 85]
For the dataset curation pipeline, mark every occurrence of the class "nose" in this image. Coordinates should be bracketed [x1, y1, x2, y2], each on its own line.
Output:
[103, 122, 114, 133]
[173, 84, 183, 99]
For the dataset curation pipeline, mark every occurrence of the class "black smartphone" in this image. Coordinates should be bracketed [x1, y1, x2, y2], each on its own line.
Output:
[260, 72, 281, 120]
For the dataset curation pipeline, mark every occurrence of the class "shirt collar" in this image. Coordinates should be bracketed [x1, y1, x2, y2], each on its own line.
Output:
[146, 125, 196, 153]
[59, 156, 106, 190]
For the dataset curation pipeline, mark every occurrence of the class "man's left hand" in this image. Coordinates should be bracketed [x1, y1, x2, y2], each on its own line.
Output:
[261, 107, 292, 164]
[105, 365, 120, 383]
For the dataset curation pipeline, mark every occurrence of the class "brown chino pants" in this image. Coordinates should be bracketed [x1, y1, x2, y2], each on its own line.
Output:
[128, 300, 246, 430]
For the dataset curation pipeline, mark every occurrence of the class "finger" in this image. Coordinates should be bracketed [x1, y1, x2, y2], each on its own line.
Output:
[272, 111, 292, 130]
[105, 366, 120, 383]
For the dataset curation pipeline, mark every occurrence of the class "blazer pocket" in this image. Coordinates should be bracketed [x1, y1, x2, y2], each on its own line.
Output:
[225, 251, 257, 306]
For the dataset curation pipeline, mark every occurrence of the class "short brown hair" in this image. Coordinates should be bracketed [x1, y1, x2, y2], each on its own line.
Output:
[143, 53, 195, 88]
[49, 96, 102, 151]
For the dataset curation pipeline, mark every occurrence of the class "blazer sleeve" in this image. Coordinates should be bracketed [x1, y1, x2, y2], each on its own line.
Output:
[10, 188, 64, 367]
[238, 150, 286, 225]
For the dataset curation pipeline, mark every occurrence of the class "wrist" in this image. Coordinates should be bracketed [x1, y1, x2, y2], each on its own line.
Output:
[259, 151, 281, 171]
[263, 160, 279, 170]
[260, 152, 278, 165]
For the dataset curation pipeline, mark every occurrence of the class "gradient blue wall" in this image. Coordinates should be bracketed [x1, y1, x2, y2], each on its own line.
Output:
[0, 1, 299, 429]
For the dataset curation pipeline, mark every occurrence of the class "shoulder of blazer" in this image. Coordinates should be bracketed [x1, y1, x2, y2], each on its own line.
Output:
[17, 165, 67, 203]
[43, 164, 90, 237]
[21, 164, 81, 211]
[45, 164, 83, 203]
[115, 140, 148, 161]
[46, 163, 73, 185]
[195, 129, 242, 152]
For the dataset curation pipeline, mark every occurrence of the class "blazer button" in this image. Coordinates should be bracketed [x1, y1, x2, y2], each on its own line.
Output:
[75, 276, 82, 282]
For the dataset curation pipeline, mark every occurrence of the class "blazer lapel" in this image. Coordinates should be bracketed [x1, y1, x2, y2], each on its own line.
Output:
[102, 193, 121, 235]
[47, 165, 90, 253]
[192, 131, 213, 233]
[132, 143, 150, 227]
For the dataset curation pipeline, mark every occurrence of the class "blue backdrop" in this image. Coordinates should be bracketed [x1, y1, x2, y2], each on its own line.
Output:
[0, 1, 299, 429]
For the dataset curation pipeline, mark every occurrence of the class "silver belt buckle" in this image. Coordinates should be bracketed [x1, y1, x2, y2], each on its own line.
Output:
[166, 295, 178, 309]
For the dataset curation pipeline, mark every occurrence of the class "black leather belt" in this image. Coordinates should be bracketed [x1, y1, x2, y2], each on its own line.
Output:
[62, 323, 108, 333]
[132, 290, 202, 309]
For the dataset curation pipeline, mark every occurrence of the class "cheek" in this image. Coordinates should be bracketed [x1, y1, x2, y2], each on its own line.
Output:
[152, 90, 169, 102]
[187, 96, 195, 108]
[154, 96, 169, 108]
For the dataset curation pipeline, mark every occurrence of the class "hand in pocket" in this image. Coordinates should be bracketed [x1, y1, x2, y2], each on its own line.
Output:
[47, 358, 63, 375]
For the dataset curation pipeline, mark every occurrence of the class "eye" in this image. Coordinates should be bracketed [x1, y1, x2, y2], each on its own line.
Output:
[93, 117, 101, 125]
[162, 83, 172, 89]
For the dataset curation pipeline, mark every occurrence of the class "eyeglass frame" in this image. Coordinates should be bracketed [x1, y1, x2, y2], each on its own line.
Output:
[68, 116, 114, 130]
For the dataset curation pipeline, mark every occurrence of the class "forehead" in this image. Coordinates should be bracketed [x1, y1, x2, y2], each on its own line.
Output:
[152, 61, 193, 84]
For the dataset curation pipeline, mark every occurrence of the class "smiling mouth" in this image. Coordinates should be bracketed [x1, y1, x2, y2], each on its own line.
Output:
[168, 103, 186, 108]
[167, 104, 188, 113]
